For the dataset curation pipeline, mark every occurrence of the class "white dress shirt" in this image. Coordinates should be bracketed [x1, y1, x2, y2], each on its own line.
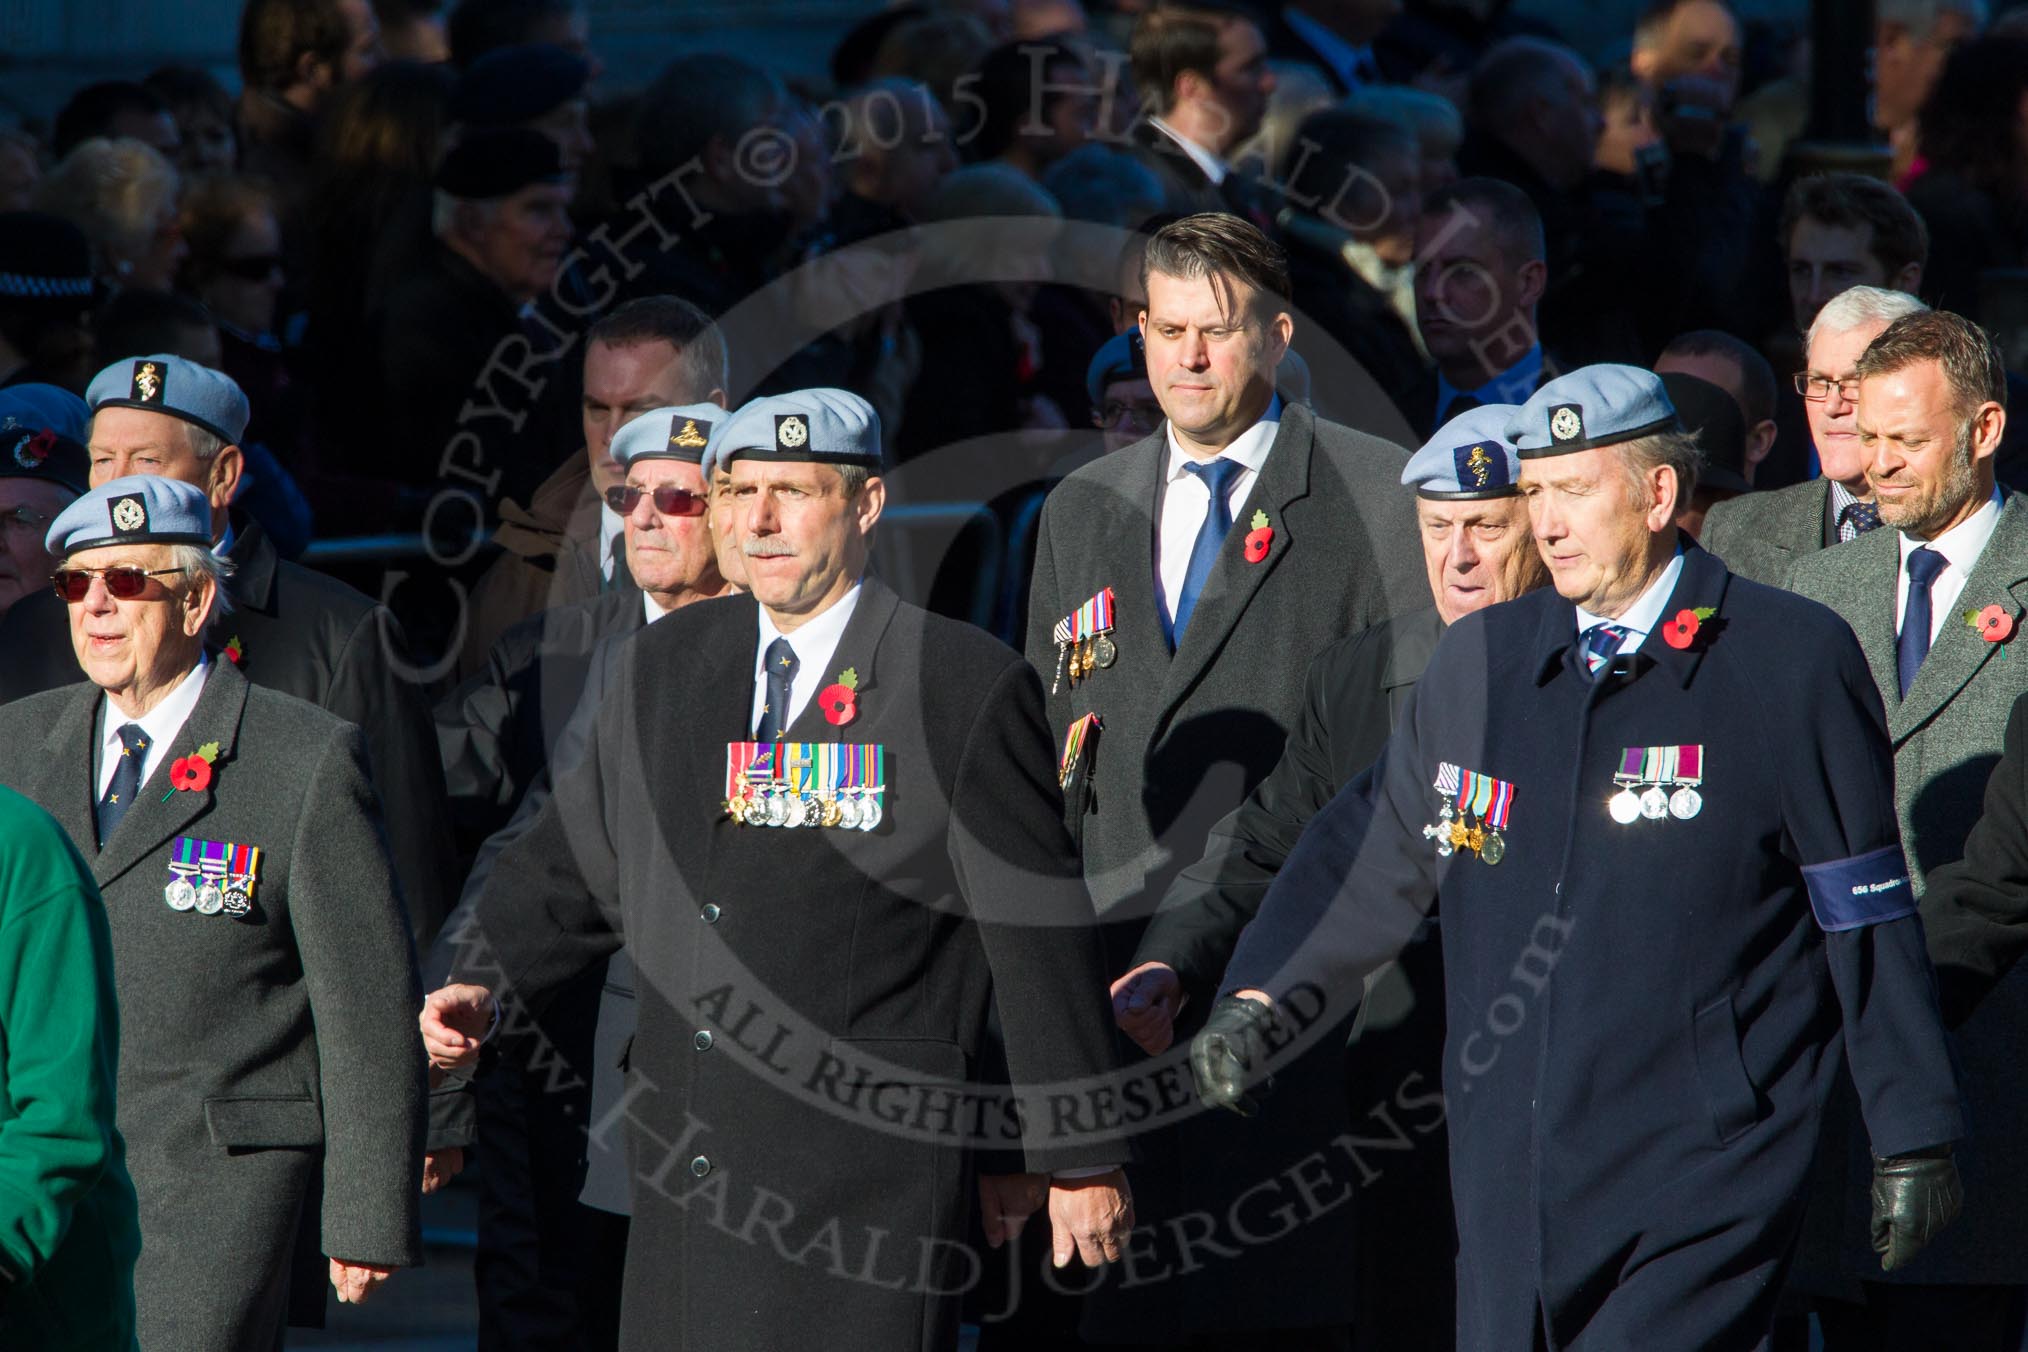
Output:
[96, 656, 211, 799]
[1897, 488, 2004, 645]
[1156, 397, 1282, 627]
[1149, 117, 1228, 185]
[1574, 549, 1686, 657]
[750, 583, 863, 735]
[643, 589, 671, 625]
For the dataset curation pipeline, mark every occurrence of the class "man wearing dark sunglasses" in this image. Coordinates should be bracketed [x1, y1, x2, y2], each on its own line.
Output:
[425, 387, 1131, 1351]
[0, 352, 457, 962]
[432, 399, 736, 1347]
[0, 473, 427, 1350]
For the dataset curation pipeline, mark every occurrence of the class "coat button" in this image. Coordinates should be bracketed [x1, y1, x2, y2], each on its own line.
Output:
[700, 903, 721, 923]
[694, 1030, 714, 1051]
[690, 1155, 711, 1178]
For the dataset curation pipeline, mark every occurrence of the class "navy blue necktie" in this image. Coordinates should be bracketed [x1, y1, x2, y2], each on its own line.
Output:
[1581, 622, 1629, 679]
[1898, 546, 1948, 698]
[755, 638, 798, 741]
[1839, 500, 1882, 539]
[1170, 458, 1245, 646]
[97, 722, 148, 846]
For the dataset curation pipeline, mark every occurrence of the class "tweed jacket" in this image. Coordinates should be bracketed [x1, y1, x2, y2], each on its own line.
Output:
[1697, 477, 1834, 587]
[0, 661, 425, 1350]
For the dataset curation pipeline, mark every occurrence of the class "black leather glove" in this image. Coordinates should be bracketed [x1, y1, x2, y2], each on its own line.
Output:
[1871, 1145, 1963, 1272]
[1189, 995, 1281, 1116]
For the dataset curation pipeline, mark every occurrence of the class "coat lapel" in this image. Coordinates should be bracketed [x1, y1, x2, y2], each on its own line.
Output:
[783, 578, 901, 745]
[92, 659, 250, 889]
[1893, 494, 2028, 743]
[1158, 403, 1314, 714]
[32, 684, 105, 855]
[1822, 526, 1904, 721]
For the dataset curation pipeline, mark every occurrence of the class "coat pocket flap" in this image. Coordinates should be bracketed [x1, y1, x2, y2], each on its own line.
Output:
[204, 1095, 324, 1148]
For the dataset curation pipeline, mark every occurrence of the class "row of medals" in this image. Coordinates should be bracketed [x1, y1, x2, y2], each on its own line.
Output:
[1610, 780, 1702, 824]
[726, 785, 883, 832]
[1060, 633, 1117, 687]
[165, 867, 253, 917]
[1423, 799, 1506, 865]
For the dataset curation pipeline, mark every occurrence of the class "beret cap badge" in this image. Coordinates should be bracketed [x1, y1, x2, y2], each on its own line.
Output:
[110, 495, 146, 533]
[1549, 405, 1584, 443]
[670, 417, 711, 450]
[131, 360, 163, 404]
[776, 414, 809, 450]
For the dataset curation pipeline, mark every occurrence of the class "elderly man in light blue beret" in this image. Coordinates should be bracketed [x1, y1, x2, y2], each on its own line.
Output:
[0, 474, 428, 1351]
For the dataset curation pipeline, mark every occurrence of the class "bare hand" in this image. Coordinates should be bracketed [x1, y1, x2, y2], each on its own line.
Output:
[1111, 962, 1186, 1056]
[977, 1171, 1050, 1249]
[330, 1258, 395, 1304]
[422, 1147, 465, 1195]
[1048, 1168, 1134, 1268]
[420, 984, 494, 1070]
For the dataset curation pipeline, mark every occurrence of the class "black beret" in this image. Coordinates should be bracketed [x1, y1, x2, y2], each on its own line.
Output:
[0, 212, 94, 309]
[435, 126, 568, 200]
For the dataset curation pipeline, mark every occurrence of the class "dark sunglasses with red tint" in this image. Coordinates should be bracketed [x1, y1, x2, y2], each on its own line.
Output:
[605, 484, 707, 517]
[51, 565, 188, 602]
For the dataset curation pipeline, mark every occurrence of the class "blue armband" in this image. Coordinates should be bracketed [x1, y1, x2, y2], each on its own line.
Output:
[1802, 845, 1917, 931]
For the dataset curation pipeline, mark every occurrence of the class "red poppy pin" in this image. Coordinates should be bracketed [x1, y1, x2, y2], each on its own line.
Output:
[1661, 606, 1718, 650]
[819, 667, 860, 727]
[1965, 603, 2018, 647]
[1243, 509, 1273, 563]
[13, 427, 53, 468]
[162, 741, 221, 800]
[223, 635, 244, 666]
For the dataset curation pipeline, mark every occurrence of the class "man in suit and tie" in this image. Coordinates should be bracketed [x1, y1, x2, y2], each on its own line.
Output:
[1789, 309, 2028, 1346]
[1701, 287, 1929, 587]
[1124, 2, 1280, 223]
[1409, 178, 1553, 440]
[1024, 211, 1420, 1344]
[0, 474, 425, 1351]
[422, 388, 1132, 1352]
[0, 353, 457, 946]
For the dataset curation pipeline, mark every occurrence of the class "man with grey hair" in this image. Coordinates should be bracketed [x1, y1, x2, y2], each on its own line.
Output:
[0, 353, 456, 953]
[1789, 308, 2028, 1347]
[0, 471, 426, 1350]
[1701, 285, 1929, 585]
[1198, 362, 1965, 1351]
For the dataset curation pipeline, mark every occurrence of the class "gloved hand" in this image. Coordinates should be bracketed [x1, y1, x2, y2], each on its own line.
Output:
[1188, 995, 1281, 1116]
[1871, 1145, 1963, 1271]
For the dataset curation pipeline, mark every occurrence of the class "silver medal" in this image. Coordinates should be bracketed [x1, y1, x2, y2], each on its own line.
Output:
[194, 880, 225, 915]
[839, 795, 862, 830]
[742, 794, 769, 827]
[802, 797, 824, 828]
[1481, 831, 1505, 866]
[222, 884, 252, 918]
[1669, 786, 1703, 820]
[764, 792, 789, 827]
[1092, 634, 1117, 669]
[1639, 785, 1670, 820]
[1609, 789, 1642, 824]
[165, 876, 197, 911]
[858, 794, 882, 831]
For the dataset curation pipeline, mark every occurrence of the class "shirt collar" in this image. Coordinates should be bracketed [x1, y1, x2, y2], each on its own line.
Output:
[1280, 5, 1373, 88]
[599, 504, 624, 580]
[1162, 394, 1281, 482]
[756, 581, 864, 676]
[1436, 344, 1543, 414]
[101, 653, 210, 754]
[1574, 546, 1686, 649]
[1898, 486, 2003, 576]
[1150, 117, 1228, 185]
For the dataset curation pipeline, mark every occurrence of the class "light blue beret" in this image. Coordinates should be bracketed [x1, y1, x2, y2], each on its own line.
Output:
[45, 473, 213, 554]
[1085, 330, 1147, 407]
[85, 354, 251, 445]
[1507, 364, 1679, 459]
[1402, 402, 1523, 499]
[700, 388, 882, 478]
[611, 403, 726, 468]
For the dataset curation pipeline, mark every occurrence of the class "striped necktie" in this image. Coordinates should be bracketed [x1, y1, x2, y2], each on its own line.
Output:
[1581, 622, 1629, 678]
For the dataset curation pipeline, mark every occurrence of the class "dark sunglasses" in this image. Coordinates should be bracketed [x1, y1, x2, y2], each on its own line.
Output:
[605, 484, 707, 517]
[51, 565, 188, 602]
[217, 253, 284, 281]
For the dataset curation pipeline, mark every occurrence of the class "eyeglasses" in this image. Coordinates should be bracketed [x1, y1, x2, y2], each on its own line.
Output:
[605, 484, 707, 517]
[217, 253, 284, 282]
[0, 505, 52, 536]
[1097, 400, 1163, 430]
[1793, 372, 1861, 402]
[50, 565, 188, 602]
